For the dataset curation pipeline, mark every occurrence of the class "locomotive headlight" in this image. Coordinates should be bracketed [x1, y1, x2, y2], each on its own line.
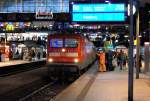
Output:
[48, 58, 53, 62]
[74, 58, 79, 63]
[62, 48, 66, 52]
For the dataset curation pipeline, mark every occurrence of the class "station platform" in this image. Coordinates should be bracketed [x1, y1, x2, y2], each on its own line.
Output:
[54, 62, 150, 101]
[0, 60, 30, 68]
[0, 59, 46, 68]
[0, 59, 46, 76]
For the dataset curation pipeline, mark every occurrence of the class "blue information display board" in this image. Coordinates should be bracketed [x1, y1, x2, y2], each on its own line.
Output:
[73, 13, 125, 21]
[72, 4, 125, 12]
[71, 3, 126, 22]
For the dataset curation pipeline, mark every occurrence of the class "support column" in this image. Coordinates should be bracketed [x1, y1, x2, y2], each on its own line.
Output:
[136, 9, 140, 79]
[128, 0, 134, 100]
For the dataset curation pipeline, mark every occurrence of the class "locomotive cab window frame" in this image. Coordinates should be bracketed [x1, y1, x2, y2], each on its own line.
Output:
[64, 39, 78, 48]
[50, 39, 63, 48]
[50, 38, 78, 48]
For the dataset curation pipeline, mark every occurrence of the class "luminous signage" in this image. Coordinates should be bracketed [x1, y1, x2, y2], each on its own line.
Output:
[73, 13, 125, 21]
[72, 4, 125, 12]
[6, 24, 14, 31]
[71, 3, 126, 22]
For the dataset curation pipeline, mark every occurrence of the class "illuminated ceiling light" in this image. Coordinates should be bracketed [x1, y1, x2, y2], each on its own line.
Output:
[97, 25, 101, 29]
[98, 36, 102, 38]
[105, 0, 110, 3]
[106, 27, 108, 30]
[124, 35, 128, 38]
[115, 40, 118, 42]
[84, 33, 86, 36]
[144, 42, 150, 46]
[71, 2, 74, 5]
[74, 24, 80, 27]
[0, 23, 4, 27]
[138, 35, 142, 38]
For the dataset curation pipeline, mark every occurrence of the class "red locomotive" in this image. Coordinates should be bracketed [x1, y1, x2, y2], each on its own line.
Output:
[47, 33, 96, 77]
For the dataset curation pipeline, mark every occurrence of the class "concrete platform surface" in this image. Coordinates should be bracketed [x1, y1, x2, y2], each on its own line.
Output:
[54, 66, 150, 101]
[83, 72, 150, 101]
[0, 60, 29, 68]
[0, 58, 46, 68]
[54, 62, 98, 101]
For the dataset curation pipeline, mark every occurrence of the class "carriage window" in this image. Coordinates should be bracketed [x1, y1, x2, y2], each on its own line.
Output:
[50, 39, 63, 48]
[65, 39, 78, 48]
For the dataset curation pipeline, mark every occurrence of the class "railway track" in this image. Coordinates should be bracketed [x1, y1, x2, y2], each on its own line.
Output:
[0, 61, 95, 101]
[0, 61, 46, 77]
[19, 81, 68, 101]
[18, 64, 94, 101]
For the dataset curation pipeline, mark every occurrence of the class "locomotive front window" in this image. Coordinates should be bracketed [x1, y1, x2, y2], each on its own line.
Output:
[65, 39, 78, 48]
[50, 39, 63, 48]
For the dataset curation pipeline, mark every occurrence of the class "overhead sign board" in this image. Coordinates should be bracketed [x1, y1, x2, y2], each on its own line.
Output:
[71, 3, 126, 22]
[72, 4, 125, 12]
[35, 12, 53, 20]
[73, 13, 125, 21]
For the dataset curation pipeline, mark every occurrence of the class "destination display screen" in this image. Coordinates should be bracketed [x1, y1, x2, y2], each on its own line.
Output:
[72, 4, 125, 12]
[71, 3, 125, 22]
[73, 13, 125, 21]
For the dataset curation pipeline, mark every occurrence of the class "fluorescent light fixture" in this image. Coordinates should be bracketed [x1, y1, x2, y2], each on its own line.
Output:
[105, 0, 110, 3]
[115, 40, 118, 42]
[124, 35, 128, 38]
[138, 35, 142, 38]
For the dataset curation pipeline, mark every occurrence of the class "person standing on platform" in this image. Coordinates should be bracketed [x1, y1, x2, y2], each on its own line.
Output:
[134, 54, 142, 72]
[118, 50, 126, 70]
[0, 50, 1, 62]
[106, 50, 114, 71]
[97, 50, 106, 72]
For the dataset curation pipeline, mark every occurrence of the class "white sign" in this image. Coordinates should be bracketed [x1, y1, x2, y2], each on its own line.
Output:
[36, 12, 53, 20]
[128, 4, 136, 16]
